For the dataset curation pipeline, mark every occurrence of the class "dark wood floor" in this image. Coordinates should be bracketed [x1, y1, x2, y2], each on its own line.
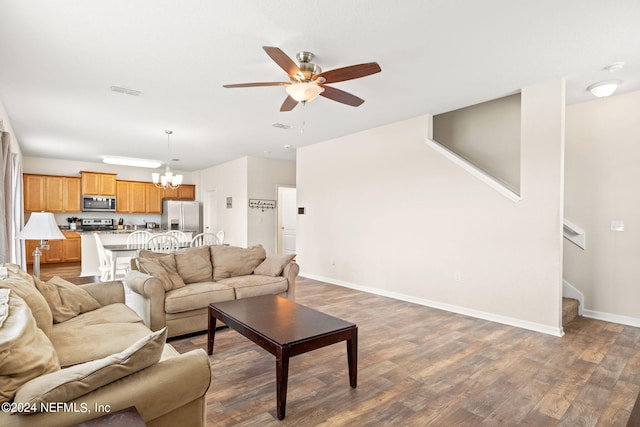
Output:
[40, 263, 640, 426]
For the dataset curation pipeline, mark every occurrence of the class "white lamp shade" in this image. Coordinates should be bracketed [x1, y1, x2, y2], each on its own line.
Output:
[286, 82, 325, 102]
[16, 212, 66, 240]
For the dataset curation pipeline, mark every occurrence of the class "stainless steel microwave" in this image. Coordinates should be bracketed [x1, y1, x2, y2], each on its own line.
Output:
[82, 195, 116, 212]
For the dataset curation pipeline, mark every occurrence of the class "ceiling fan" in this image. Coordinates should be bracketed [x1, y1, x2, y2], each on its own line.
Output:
[223, 46, 381, 112]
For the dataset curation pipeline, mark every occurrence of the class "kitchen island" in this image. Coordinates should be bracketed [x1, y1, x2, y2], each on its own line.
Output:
[79, 230, 193, 277]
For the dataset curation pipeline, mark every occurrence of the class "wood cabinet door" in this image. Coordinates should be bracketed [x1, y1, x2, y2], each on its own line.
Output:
[24, 174, 45, 212]
[45, 176, 65, 212]
[64, 177, 81, 212]
[130, 182, 146, 212]
[62, 233, 81, 262]
[116, 181, 130, 213]
[145, 183, 163, 213]
[25, 240, 39, 264]
[100, 174, 117, 196]
[178, 185, 196, 200]
[45, 240, 63, 263]
[82, 172, 100, 195]
[162, 187, 179, 199]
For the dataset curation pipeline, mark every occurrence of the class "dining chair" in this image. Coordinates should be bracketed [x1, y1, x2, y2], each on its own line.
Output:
[126, 230, 153, 246]
[189, 232, 219, 247]
[215, 230, 225, 245]
[166, 230, 189, 244]
[145, 234, 180, 253]
[94, 233, 128, 281]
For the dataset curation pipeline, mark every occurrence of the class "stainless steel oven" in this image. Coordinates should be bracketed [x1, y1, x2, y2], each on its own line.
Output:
[82, 195, 116, 212]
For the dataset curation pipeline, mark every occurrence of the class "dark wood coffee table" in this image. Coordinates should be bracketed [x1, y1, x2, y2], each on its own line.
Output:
[207, 295, 357, 420]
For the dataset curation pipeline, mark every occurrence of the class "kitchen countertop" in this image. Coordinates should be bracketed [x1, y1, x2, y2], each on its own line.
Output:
[59, 227, 168, 234]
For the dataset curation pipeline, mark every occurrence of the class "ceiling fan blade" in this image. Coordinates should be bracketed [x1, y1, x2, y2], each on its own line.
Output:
[280, 96, 299, 112]
[263, 46, 302, 78]
[223, 82, 289, 88]
[314, 62, 381, 84]
[320, 86, 365, 107]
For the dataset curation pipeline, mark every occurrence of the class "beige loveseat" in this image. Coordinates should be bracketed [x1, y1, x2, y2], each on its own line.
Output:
[0, 264, 211, 427]
[125, 244, 299, 338]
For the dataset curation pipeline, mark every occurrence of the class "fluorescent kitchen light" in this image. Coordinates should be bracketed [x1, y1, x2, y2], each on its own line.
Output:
[102, 156, 162, 168]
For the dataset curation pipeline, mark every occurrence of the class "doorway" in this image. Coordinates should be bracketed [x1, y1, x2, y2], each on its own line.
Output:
[277, 186, 296, 255]
[203, 190, 217, 234]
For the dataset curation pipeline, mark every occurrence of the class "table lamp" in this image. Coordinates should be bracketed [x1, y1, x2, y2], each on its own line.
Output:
[16, 212, 66, 279]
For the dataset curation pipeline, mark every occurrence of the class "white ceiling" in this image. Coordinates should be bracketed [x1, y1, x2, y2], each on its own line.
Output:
[1, 1, 639, 171]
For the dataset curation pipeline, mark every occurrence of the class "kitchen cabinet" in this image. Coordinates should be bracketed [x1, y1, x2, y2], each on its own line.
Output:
[162, 184, 196, 200]
[116, 181, 147, 213]
[25, 231, 81, 264]
[145, 183, 163, 213]
[24, 174, 82, 213]
[81, 171, 117, 196]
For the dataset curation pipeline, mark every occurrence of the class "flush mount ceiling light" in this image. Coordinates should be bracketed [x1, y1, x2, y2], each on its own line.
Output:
[587, 80, 621, 98]
[102, 156, 162, 168]
[152, 130, 183, 190]
[110, 85, 142, 96]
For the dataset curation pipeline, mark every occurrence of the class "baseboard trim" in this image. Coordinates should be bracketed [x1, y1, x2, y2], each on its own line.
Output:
[583, 309, 640, 328]
[300, 273, 564, 337]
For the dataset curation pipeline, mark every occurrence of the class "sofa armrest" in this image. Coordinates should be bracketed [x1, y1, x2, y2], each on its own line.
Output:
[0, 349, 211, 427]
[124, 270, 167, 331]
[282, 262, 299, 300]
[79, 281, 125, 306]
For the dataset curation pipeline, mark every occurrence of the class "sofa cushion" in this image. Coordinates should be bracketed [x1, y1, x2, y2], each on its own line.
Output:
[254, 254, 296, 277]
[218, 275, 288, 299]
[0, 276, 53, 337]
[138, 255, 186, 291]
[50, 322, 154, 368]
[174, 246, 213, 283]
[210, 245, 266, 281]
[0, 292, 60, 403]
[34, 276, 101, 323]
[57, 303, 143, 328]
[164, 282, 235, 314]
[13, 327, 167, 412]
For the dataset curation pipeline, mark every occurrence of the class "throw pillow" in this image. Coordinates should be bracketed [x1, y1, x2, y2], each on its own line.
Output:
[210, 245, 266, 281]
[174, 246, 213, 283]
[34, 276, 101, 323]
[137, 255, 185, 291]
[254, 254, 296, 277]
[13, 327, 168, 412]
[0, 277, 53, 336]
[0, 293, 60, 403]
[0, 289, 10, 327]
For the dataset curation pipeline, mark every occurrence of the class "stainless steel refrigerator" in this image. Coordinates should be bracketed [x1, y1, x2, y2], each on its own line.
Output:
[161, 200, 200, 232]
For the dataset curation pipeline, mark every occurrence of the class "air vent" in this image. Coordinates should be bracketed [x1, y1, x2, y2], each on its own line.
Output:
[272, 123, 292, 130]
[110, 86, 142, 96]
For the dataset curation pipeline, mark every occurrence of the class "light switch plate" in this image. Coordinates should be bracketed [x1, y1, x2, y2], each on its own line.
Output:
[611, 220, 625, 232]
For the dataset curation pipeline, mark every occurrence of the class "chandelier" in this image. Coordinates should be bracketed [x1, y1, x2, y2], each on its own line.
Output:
[152, 130, 183, 189]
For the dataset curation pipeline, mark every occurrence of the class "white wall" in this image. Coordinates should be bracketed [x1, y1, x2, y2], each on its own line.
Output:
[247, 157, 296, 255]
[433, 93, 521, 193]
[297, 80, 565, 335]
[196, 157, 248, 247]
[564, 90, 640, 322]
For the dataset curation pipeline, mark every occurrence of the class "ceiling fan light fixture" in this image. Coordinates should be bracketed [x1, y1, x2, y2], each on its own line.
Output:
[587, 80, 621, 98]
[286, 82, 324, 103]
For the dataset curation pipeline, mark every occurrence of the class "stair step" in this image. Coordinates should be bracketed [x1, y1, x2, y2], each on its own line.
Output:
[562, 297, 580, 326]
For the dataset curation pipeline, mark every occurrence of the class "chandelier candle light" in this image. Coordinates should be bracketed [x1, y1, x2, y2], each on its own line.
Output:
[152, 130, 183, 190]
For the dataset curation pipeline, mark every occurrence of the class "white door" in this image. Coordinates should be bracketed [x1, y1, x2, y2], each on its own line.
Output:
[203, 190, 217, 234]
[277, 186, 296, 255]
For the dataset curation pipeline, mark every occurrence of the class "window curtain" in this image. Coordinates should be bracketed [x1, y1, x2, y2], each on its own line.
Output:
[0, 131, 12, 263]
[12, 150, 24, 266]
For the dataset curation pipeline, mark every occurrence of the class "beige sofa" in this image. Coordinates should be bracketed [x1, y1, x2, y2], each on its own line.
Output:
[0, 264, 211, 427]
[125, 244, 299, 338]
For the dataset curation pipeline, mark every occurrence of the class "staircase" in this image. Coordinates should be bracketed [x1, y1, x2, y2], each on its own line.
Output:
[562, 297, 580, 326]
